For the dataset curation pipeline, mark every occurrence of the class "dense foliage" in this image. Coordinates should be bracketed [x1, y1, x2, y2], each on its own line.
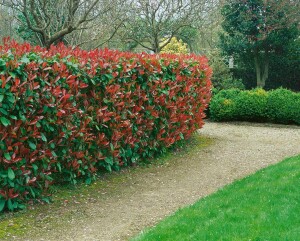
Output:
[0, 39, 212, 212]
[210, 88, 300, 124]
[220, 0, 300, 89]
[206, 49, 245, 91]
[160, 37, 189, 54]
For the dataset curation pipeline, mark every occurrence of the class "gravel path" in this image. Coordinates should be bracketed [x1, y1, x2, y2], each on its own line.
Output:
[20, 122, 300, 241]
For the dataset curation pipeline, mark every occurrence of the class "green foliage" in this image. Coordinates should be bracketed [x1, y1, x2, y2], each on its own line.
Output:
[218, 78, 245, 90]
[207, 49, 245, 90]
[210, 88, 300, 124]
[16, 13, 41, 46]
[175, 26, 198, 51]
[209, 89, 241, 121]
[219, 0, 300, 89]
[133, 155, 300, 241]
[235, 89, 268, 121]
[267, 88, 300, 124]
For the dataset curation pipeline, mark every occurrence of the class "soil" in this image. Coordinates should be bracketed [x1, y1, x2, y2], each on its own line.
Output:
[4, 121, 300, 241]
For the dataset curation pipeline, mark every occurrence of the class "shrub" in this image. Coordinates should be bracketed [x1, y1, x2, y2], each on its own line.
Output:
[235, 89, 268, 121]
[210, 88, 300, 124]
[0, 39, 212, 212]
[209, 89, 241, 121]
[267, 88, 300, 124]
[160, 37, 189, 54]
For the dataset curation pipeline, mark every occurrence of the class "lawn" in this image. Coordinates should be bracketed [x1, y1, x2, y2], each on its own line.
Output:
[133, 155, 300, 241]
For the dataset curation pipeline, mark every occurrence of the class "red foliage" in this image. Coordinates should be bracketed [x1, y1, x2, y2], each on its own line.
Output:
[0, 39, 211, 211]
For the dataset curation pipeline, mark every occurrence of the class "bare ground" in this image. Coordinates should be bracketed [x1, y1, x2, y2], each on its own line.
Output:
[6, 121, 300, 241]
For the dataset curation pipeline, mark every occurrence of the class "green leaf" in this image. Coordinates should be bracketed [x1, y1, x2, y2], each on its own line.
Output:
[32, 164, 38, 171]
[41, 197, 51, 204]
[106, 165, 112, 172]
[0, 95, 4, 102]
[9, 72, 16, 78]
[20, 56, 30, 64]
[85, 177, 92, 185]
[0, 117, 11, 126]
[104, 74, 113, 80]
[7, 199, 14, 211]
[0, 58, 6, 68]
[29, 187, 35, 198]
[8, 179, 15, 187]
[110, 143, 114, 151]
[41, 133, 47, 142]
[0, 108, 8, 115]
[4, 152, 11, 160]
[28, 141, 36, 150]
[104, 157, 113, 165]
[17, 203, 26, 210]
[7, 95, 15, 103]
[57, 163, 62, 172]
[8, 168, 15, 180]
[0, 199, 5, 212]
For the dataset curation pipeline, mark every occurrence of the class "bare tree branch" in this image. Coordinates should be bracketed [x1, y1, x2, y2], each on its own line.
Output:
[2, 0, 127, 49]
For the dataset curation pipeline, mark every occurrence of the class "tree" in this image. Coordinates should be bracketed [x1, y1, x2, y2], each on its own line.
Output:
[175, 26, 198, 52]
[1, 0, 126, 49]
[220, 0, 300, 87]
[0, 5, 20, 42]
[122, 0, 219, 53]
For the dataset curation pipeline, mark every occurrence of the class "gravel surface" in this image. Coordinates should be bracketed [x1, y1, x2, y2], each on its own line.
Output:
[17, 122, 300, 241]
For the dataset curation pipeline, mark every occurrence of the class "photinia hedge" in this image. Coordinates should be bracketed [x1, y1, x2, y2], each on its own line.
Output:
[0, 39, 212, 212]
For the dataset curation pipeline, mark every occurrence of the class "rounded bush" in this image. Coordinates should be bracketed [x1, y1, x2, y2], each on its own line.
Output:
[210, 87, 300, 125]
[267, 88, 300, 124]
[210, 89, 241, 121]
[235, 89, 268, 121]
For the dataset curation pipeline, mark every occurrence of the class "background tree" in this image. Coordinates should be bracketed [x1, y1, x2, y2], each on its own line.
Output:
[219, 0, 300, 88]
[2, 0, 127, 48]
[0, 4, 20, 42]
[122, 0, 219, 53]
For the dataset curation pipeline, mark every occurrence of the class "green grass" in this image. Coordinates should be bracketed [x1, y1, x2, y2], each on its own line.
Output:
[133, 155, 300, 241]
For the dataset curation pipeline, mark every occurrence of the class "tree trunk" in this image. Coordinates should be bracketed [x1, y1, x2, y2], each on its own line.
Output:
[254, 49, 269, 88]
[154, 38, 160, 53]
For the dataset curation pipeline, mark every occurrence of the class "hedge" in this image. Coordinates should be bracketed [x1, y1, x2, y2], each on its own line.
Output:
[0, 39, 212, 212]
[210, 88, 300, 124]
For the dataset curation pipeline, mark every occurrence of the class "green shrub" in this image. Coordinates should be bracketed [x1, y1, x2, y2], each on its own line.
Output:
[267, 88, 300, 124]
[210, 88, 300, 124]
[210, 89, 241, 121]
[235, 89, 268, 121]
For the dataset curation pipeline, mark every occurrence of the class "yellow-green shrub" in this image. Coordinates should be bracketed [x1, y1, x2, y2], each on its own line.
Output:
[235, 89, 268, 121]
[160, 37, 189, 54]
